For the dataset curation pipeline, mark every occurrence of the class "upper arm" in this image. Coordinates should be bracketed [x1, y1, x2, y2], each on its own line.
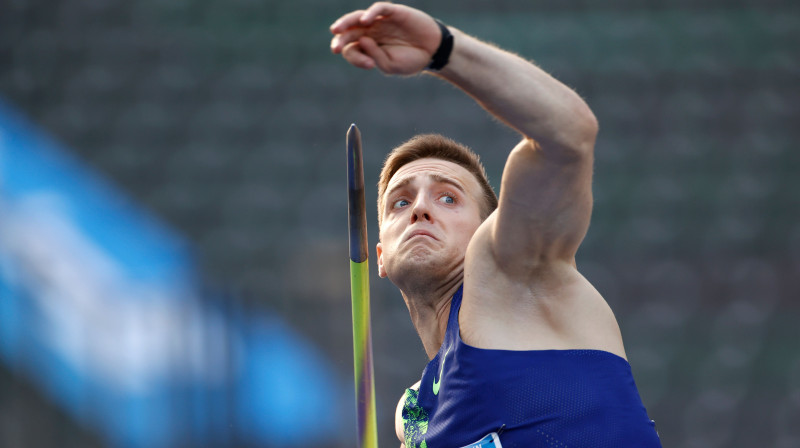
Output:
[489, 136, 595, 275]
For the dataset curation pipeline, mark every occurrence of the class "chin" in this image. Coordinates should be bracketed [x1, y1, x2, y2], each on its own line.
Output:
[389, 248, 452, 283]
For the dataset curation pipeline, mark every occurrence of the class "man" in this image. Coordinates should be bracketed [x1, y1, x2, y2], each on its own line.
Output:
[330, 3, 662, 447]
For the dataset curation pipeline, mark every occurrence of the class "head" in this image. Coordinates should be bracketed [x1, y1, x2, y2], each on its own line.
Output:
[375, 134, 498, 286]
[377, 134, 497, 227]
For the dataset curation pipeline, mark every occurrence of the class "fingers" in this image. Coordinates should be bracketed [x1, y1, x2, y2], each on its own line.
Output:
[330, 2, 423, 72]
[331, 27, 366, 54]
[359, 2, 396, 26]
[330, 2, 395, 33]
[329, 9, 366, 34]
[341, 42, 376, 70]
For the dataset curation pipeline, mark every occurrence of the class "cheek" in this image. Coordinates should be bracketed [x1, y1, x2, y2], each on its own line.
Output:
[383, 224, 404, 248]
[453, 218, 476, 240]
[458, 215, 483, 244]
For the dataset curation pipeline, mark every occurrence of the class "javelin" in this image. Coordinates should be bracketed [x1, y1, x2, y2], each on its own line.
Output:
[347, 124, 379, 448]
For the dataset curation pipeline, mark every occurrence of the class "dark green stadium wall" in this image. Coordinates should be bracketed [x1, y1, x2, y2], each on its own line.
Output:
[2, 1, 798, 447]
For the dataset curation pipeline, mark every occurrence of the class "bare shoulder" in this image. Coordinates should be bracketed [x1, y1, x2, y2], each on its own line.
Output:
[462, 215, 626, 358]
[395, 380, 420, 445]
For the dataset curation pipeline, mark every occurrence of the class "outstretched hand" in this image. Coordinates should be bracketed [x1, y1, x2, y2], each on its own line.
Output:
[329, 2, 442, 75]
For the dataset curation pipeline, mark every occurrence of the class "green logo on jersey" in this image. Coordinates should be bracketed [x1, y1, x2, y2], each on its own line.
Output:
[432, 345, 450, 395]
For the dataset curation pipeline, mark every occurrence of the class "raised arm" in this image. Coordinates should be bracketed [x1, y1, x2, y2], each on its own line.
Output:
[330, 3, 598, 271]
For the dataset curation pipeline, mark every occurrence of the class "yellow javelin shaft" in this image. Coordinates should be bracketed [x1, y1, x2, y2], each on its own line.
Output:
[347, 124, 378, 448]
[350, 259, 378, 448]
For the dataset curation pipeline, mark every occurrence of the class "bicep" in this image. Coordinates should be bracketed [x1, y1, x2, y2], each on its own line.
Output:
[490, 138, 593, 274]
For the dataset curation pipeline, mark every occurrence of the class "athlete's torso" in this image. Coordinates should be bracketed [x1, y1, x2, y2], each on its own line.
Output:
[399, 285, 662, 448]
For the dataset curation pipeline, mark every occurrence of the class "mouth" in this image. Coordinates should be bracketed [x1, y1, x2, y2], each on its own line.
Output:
[405, 230, 438, 242]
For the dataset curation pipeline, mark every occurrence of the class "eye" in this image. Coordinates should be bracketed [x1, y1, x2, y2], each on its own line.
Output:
[393, 199, 410, 209]
[438, 194, 455, 204]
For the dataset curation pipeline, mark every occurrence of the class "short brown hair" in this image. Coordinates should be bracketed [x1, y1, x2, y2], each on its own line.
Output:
[377, 134, 497, 226]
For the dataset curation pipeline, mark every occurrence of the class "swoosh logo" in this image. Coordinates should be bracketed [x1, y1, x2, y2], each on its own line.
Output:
[432, 345, 451, 395]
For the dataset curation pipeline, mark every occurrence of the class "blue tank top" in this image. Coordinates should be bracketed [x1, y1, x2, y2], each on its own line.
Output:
[402, 285, 662, 448]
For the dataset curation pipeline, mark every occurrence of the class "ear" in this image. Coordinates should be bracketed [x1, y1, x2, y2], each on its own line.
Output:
[376, 242, 387, 278]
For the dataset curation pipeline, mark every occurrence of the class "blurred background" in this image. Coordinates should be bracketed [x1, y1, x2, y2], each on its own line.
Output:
[1, 0, 798, 447]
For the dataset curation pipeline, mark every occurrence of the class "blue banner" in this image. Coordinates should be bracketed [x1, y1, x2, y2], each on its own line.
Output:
[0, 100, 343, 447]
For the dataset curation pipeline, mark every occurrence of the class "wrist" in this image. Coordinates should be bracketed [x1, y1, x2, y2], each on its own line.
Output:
[426, 19, 454, 71]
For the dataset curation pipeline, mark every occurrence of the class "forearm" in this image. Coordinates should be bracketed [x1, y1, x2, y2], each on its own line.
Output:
[328, 2, 598, 152]
[433, 28, 598, 153]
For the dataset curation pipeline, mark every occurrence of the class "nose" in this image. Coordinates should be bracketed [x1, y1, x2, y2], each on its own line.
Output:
[410, 194, 433, 224]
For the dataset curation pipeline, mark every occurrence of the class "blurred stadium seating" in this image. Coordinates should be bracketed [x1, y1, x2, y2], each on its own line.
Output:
[1, 0, 798, 447]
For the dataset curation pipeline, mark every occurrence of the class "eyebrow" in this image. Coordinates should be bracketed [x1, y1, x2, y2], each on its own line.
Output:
[430, 173, 467, 194]
[385, 173, 467, 201]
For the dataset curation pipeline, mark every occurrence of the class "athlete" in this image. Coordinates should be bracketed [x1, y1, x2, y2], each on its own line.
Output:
[331, 3, 662, 447]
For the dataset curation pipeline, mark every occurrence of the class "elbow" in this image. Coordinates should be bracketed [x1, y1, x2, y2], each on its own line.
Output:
[544, 109, 598, 160]
[574, 108, 599, 154]
[520, 104, 598, 161]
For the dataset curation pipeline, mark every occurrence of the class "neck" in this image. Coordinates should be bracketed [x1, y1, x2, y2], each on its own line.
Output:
[399, 273, 463, 360]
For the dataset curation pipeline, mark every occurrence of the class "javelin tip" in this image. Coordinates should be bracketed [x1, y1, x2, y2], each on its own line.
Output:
[347, 123, 368, 263]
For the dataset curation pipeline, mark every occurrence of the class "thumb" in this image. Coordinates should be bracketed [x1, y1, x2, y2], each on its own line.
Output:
[341, 41, 377, 70]
[357, 36, 391, 71]
[358, 36, 427, 75]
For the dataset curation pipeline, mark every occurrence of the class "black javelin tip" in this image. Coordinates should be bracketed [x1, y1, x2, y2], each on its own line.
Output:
[347, 124, 369, 263]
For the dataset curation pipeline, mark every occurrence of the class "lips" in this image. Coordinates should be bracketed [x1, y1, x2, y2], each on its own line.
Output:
[405, 229, 438, 242]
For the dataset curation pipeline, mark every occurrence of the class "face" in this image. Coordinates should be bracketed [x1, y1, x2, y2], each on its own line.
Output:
[376, 158, 484, 284]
